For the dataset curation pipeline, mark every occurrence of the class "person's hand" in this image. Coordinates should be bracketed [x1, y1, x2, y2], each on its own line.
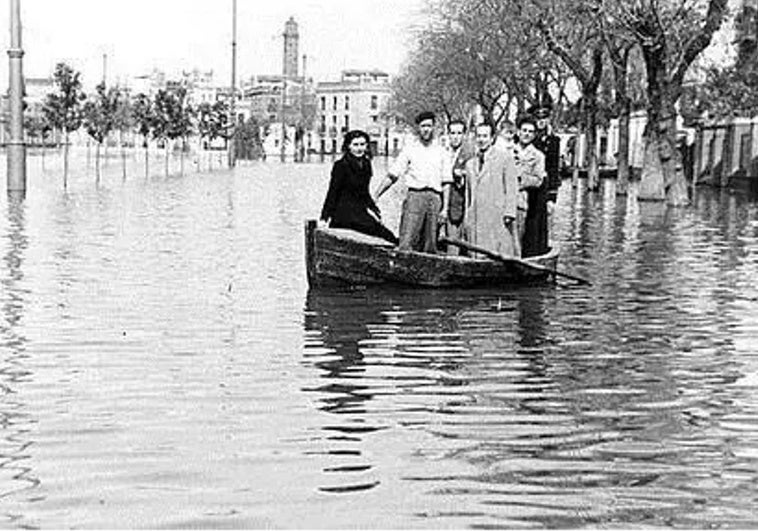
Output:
[317, 218, 328, 228]
[438, 209, 449, 225]
[547, 200, 555, 216]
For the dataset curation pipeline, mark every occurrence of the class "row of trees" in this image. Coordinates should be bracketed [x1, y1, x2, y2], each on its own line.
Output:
[393, 0, 732, 205]
[36, 62, 262, 188]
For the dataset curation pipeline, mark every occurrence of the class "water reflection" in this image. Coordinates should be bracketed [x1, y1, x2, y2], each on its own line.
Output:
[0, 156, 755, 527]
[302, 269, 758, 527]
[0, 195, 39, 508]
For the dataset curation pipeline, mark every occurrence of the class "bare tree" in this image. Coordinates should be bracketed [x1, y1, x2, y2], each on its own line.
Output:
[535, 0, 605, 190]
[612, 0, 728, 204]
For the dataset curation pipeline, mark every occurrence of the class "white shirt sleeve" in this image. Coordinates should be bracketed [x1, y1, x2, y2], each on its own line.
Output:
[388, 147, 410, 179]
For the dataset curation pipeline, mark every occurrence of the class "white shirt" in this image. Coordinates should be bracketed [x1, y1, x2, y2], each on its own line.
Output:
[388, 136, 452, 192]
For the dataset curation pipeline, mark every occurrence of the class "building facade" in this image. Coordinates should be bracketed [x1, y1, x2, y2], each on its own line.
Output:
[314, 69, 403, 156]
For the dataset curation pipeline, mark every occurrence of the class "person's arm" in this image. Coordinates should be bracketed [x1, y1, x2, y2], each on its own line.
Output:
[374, 174, 397, 200]
[439, 183, 451, 223]
[374, 148, 407, 201]
[502, 152, 518, 226]
[439, 149, 453, 221]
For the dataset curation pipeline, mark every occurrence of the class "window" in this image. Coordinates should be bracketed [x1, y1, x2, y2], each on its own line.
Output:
[332, 115, 337, 124]
[320, 96, 326, 111]
[332, 96, 337, 111]
[344, 115, 349, 129]
[707, 136, 716, 170]
[371, 115, 378, 123]
[370, 95, 378, 110]
[345, 96, 350, 110]
[740, 132, 752, 171]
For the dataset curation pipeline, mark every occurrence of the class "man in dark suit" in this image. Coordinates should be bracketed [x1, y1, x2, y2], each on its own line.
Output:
[523, 102, 561, 257]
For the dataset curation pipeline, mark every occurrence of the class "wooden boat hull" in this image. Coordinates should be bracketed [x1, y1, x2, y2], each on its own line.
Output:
[305, 220, 559, 288]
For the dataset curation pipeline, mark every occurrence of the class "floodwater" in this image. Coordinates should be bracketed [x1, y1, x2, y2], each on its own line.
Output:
[1, 149, 757, 529]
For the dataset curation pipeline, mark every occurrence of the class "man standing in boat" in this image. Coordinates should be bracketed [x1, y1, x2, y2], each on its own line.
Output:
[524, 100, 562, 257]
[464, 120, 520, 257]
[374, 111, 452, 253]
[513, 114, 546, 251]
[443, 119, 473, 255]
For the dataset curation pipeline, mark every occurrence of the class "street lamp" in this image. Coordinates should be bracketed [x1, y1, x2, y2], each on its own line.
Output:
[228, 0, 237, 168]
[7, 0, 26, 194]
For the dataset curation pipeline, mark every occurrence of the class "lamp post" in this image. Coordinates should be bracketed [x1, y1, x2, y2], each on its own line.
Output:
[228, 0, 237, 168]
[7, 0, 26, 194]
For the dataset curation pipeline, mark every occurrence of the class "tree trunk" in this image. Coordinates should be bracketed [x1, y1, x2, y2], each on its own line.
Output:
[165, 142, 170, 177]
[144, 137, 150, 179]
[585, 94, 600, 191]
[180, 139, 185, 176]
[96, 142, 101, 184]
[639, 105, 689, 205]
[121, 130, 127, 181]
[616, 103, 631, 195]
[64, 132, 70, 189]
[639, 137, 666, 201]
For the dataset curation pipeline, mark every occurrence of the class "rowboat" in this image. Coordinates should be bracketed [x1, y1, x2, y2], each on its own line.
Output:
[305, 220, 561, 288]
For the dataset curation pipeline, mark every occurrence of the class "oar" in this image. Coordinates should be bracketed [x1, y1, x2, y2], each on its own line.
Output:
[439, 237, 591, 286]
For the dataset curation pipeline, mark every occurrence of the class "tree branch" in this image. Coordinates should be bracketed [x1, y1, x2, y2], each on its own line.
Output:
[536, 18, 590, 87]
[670, 0, 728, 91]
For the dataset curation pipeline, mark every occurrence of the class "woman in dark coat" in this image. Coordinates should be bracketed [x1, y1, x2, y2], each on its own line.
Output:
[320, 130, 398, 244]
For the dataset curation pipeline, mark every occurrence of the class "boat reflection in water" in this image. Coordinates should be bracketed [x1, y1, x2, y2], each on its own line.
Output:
[301, 280, 754, 528]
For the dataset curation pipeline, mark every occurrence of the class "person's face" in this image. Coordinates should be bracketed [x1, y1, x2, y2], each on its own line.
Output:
[519, 123, 537, 146]
[417, 119, 435, 142]
[448, 123, 465, 149]
[475, 125, 493, 152]
[348, 136, 367, 157]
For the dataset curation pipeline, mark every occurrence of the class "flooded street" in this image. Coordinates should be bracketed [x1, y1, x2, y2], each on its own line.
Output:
[1, 152, 757, 528]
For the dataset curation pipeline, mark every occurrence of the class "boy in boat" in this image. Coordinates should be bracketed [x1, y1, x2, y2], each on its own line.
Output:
[374, 111, 452, 253]
[513, 114, 546, 252]
[442, 118, 474, 255]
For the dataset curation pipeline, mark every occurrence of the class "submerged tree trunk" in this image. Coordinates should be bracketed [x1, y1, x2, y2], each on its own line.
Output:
[632, 0, 726, 205]
[64, 132, 70, 189]
[180, 138, 185, 176]
[616, 104, 631, 195]
[144, 136, 150, 179]
[585, 93, 600, 192]
[95, 142, 101, 184]
[639, 55, 690, 205]
[121, 130, 127, 181]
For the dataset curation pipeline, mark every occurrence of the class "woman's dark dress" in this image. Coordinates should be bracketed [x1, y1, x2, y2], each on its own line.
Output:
[320, 154, 398, 244]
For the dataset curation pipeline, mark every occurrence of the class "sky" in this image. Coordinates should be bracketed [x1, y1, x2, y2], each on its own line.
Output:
[0, 0, 427, 90]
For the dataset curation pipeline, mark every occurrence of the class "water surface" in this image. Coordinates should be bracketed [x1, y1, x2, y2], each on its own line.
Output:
[0, 151, 757, 528]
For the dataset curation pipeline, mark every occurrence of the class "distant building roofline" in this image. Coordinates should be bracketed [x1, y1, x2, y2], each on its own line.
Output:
[341, 69, 389, 76]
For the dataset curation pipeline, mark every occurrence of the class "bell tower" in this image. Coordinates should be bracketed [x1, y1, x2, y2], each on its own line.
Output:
[283, 17, 299, 79]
